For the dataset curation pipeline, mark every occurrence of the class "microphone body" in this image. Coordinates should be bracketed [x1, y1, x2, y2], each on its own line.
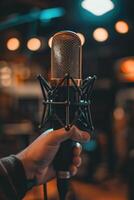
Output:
[38, 31, 96, 200]
[51, 31, 83, 180]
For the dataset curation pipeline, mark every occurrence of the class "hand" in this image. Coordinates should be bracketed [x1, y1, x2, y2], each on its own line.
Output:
[16, 126, 90, 185]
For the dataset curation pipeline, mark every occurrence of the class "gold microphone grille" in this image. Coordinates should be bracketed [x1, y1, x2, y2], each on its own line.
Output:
[51, 31, 82, 80]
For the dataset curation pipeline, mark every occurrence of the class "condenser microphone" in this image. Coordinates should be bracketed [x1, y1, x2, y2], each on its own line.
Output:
[37, 30, 96, 200]
[51, 31, 83, 180]
[51, 31, 82, 81]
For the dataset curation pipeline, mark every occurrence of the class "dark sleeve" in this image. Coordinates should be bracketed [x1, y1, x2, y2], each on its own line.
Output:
[0, 155, 27, 200]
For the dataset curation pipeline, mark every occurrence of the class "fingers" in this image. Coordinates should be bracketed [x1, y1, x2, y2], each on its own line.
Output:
[69, 157, 81, 176]
[69, 165, 78, 176]
[69, 143, 82, 176]
[44, 125, 90, 145]
[73, 156, 82, 167]
[73, 142, 82, 156]
[69, 126, 90, 142]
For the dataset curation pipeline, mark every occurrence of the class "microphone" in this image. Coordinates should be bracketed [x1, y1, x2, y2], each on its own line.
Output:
[51, 31, 82, 80]
[37, 31, 96, 200]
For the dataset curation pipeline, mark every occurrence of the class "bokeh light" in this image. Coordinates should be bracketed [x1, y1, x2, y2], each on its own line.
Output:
[120, 59, 134, 74]
[77, 33, 85, 46]
[93, 28, 109, 42]
[27, 37, 41, 51]
[115, 20, 129, 34]
[81, 0, 114, 16]
[48, 37, 53, 48]
[0, 66, 12, 87]
[117, 57, 134, 82]
[113, 107, 125, 120]
[7, 37, 20, 51]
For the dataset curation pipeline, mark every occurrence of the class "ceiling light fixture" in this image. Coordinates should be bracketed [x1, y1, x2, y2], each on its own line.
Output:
[81, 0, 114, 16]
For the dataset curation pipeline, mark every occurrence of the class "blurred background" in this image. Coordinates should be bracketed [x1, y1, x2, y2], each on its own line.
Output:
[0, 0, 134, 199]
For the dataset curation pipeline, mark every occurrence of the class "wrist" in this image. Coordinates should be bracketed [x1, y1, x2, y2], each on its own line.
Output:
[16, 151, 36, 181]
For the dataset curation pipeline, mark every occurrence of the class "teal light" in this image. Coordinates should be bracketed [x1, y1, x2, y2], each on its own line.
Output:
[81, 0, 114, 16]
[83, 140, 97, 151]
[0, 7, 65, 31]
[40, 7, 65, 21]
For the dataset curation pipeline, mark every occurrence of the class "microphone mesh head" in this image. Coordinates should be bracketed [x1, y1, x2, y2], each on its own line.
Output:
[51, 31, 82, 80]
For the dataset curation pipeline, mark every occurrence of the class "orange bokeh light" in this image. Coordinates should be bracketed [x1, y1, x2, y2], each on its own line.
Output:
[27, 38, 41, 51]
[119, 59, 134, 82]
[93, 28, 109, 42]
[7, 37, 20, 51]
[115, 20, 129, 34]
[121, 59, 134, 74]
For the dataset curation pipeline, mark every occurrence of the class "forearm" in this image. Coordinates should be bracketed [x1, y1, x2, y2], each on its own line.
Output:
[0, 155, 27, 200]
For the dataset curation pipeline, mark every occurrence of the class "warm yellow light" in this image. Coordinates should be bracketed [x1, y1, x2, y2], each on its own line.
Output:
[0, 66, 12, 79]
[121, 59, 134, 74]
[7, 38, 20, 51]
[77, 33, 85, 46]
[1, 79, 12, 87]
[48, 37, 53, 48]
[113, 107, 125, 120]
[0, 66, 12, 87]
[118, 58, 134, 82]
[27, 38, 41, 51]
[93, 28, 109, 42]
[115, 20, 129, 34]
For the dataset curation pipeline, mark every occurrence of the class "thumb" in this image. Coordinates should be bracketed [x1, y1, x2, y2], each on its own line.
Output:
[43, 125, 90, 145]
